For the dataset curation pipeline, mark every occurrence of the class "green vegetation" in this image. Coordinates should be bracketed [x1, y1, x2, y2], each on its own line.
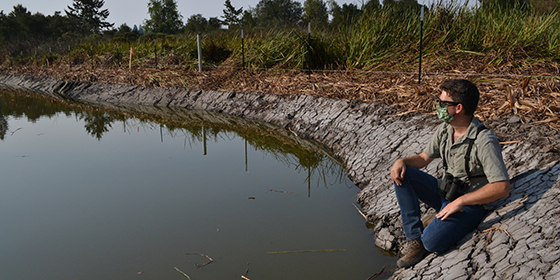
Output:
[1, 0, 559, 72]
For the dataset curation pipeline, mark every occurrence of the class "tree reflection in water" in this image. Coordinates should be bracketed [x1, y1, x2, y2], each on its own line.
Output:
[0, 87, 349, 189]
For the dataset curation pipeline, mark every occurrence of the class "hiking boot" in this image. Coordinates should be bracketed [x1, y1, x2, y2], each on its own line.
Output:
[422, 215, 436, 228]
[397, 238, 430, 268]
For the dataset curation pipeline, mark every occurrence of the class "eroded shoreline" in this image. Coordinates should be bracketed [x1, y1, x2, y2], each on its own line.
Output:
[1, 73, 559, 279]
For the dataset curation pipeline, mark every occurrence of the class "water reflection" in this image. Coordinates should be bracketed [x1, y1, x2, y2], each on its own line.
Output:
[0, 87, 395, 279]
[0, 89, 117, 140]
[0, 87, 347, 193]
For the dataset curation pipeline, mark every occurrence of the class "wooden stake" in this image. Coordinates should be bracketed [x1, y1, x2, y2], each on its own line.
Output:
[129, 47, 133, 69]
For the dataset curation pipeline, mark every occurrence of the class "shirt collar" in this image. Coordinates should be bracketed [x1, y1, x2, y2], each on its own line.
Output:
[446, 117, 482, 145]
[465, 117, 482, 140]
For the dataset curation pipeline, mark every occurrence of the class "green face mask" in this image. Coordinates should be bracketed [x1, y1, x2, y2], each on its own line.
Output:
[436, 103, 454, 124]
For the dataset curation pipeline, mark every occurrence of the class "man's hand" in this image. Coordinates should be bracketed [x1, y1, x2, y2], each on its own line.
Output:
[391, 159, 407, 186]
[390, 153, 434, 186]
[436, 180, 510, 220]
[436, 200, 464, 220]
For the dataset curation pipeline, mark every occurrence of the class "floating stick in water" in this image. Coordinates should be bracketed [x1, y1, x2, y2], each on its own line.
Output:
[266, 189, 295, 195]
[366, 263, 388, 280]
[266, 249, 345, 254]
[186, 253, 214, 269]
[244, 261, 250, 277]
[174, 267, 192, 279]
[352, 203, 367, 220]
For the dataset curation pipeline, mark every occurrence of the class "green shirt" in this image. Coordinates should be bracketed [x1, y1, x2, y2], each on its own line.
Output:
[424, 117, 509, 194]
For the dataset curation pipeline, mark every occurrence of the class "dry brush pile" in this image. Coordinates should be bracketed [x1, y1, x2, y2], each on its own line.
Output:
[3, 62, 559, 127]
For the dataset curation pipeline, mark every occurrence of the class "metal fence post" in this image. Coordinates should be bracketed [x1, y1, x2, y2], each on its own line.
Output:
[154, 39, 158, 68]
[307, 22, 311, 75]
[241, 30, 245, 70]
[419, 6, 424, 84]
[197, 34, 202, 72]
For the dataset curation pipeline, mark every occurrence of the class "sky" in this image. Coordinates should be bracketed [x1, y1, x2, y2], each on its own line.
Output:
[1, 0, 477, 28]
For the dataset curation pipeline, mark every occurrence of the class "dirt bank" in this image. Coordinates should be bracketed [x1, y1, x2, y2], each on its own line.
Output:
[1, 73, 559, 279]
[1, 64, 559, 133]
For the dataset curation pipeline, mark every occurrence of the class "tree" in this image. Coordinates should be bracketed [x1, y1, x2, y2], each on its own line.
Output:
[144, 0, 183, 34]
[254, 0, 303, 28]
[184, 14, 223, 33]
[47, 11, 76, 39]
[329, 1, 362, 28]
[184, 14, 207, 33]
[0, 5, 61, 45]
[117, 23, 132, 33]
[240, 9, 257, 28]
[363, 0, 381, 11]
[382, 0, 421, 12]
[303, 0, 328, 29]
[207, 17, 223, 31]
[65, 0, 113, 35]
[479, 0, 531, 11]
[222, 0, 243, 28]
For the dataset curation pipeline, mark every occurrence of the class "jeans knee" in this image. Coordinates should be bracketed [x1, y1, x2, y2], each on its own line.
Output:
[421, 234, 445, 254]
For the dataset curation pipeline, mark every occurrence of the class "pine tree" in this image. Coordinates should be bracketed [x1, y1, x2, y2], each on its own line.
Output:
[65, 0, 113, 35]
[222, 0, 243, 28]
[303, 0, 328, 29]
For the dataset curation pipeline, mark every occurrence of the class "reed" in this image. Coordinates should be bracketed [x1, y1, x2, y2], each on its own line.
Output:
[2, 2, 559, 72]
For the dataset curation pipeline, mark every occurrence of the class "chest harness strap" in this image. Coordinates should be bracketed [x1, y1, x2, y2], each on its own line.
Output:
[442, 124, 487, 179]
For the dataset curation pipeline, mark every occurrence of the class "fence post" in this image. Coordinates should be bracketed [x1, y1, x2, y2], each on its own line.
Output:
[91, 45, 94, 68]
[418, 6, 424, 84]
[197, 33, 202, 72]
[241, 29, 245, 70]
[154, 39, 158, 68]
[307, 22, 311, 76]
[129, 46, 133, 69]
[117, 43, 120, 66]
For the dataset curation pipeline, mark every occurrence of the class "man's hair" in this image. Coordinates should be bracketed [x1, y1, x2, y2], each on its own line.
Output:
[440, 79, 479, 116]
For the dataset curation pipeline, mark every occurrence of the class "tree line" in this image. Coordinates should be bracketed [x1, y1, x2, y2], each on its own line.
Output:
[3, 0, 557, 50]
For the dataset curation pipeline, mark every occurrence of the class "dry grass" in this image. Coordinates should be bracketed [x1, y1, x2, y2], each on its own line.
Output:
[1, 62, 559, 133]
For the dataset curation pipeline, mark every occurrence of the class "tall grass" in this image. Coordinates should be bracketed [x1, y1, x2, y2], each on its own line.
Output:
[3, 1, 559, 72]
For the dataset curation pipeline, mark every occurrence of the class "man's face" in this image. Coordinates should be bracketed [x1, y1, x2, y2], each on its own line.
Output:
[435, 91, 461, 124]
[438, 91, 459, 115]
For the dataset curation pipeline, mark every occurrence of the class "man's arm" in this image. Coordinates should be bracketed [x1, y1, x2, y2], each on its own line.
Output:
[436, 180, 510, 220]
[391, 152, 434, 186]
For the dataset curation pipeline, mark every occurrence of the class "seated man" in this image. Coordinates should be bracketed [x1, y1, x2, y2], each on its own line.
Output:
[390, 79, 510, 268]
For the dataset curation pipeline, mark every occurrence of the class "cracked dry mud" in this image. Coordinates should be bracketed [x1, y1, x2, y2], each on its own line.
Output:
[1, 73, 559, 279]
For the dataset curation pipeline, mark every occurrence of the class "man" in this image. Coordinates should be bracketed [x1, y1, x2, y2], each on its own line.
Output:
[390, 79, 510, 268]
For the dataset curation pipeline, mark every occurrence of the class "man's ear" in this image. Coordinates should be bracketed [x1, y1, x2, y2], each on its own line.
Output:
[455, 103, 465, 115]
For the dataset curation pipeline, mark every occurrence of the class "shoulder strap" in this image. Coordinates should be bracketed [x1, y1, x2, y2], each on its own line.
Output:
[442, 124, 487, 178]
[464, 125, 487, 178]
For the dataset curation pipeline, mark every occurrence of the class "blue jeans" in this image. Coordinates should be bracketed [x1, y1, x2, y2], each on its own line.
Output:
[394, 167, 487, 253]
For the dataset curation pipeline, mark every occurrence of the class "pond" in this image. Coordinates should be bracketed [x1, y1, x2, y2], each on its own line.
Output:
[0, 88, 396, 280]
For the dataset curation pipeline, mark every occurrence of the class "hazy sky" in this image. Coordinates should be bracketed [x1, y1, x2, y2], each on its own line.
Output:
[1, 0, 476, 28]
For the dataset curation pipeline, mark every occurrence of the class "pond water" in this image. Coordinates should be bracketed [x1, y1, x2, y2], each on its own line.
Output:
[0, 88, 396, 280]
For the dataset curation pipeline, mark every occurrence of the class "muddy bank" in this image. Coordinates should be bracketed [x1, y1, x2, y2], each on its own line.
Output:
[1, 73, 560, 279]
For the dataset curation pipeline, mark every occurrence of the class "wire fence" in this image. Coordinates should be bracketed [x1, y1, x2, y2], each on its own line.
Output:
[3, 29, 560, 81]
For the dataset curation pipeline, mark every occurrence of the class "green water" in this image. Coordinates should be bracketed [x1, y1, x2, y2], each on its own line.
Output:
[0, 89, 396, 280]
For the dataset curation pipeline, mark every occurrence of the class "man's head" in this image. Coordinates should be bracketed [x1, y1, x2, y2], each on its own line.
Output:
[439, 79, 480, 116]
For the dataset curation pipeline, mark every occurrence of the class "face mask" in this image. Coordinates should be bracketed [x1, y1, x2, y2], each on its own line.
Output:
[436, 103, 454, 124]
